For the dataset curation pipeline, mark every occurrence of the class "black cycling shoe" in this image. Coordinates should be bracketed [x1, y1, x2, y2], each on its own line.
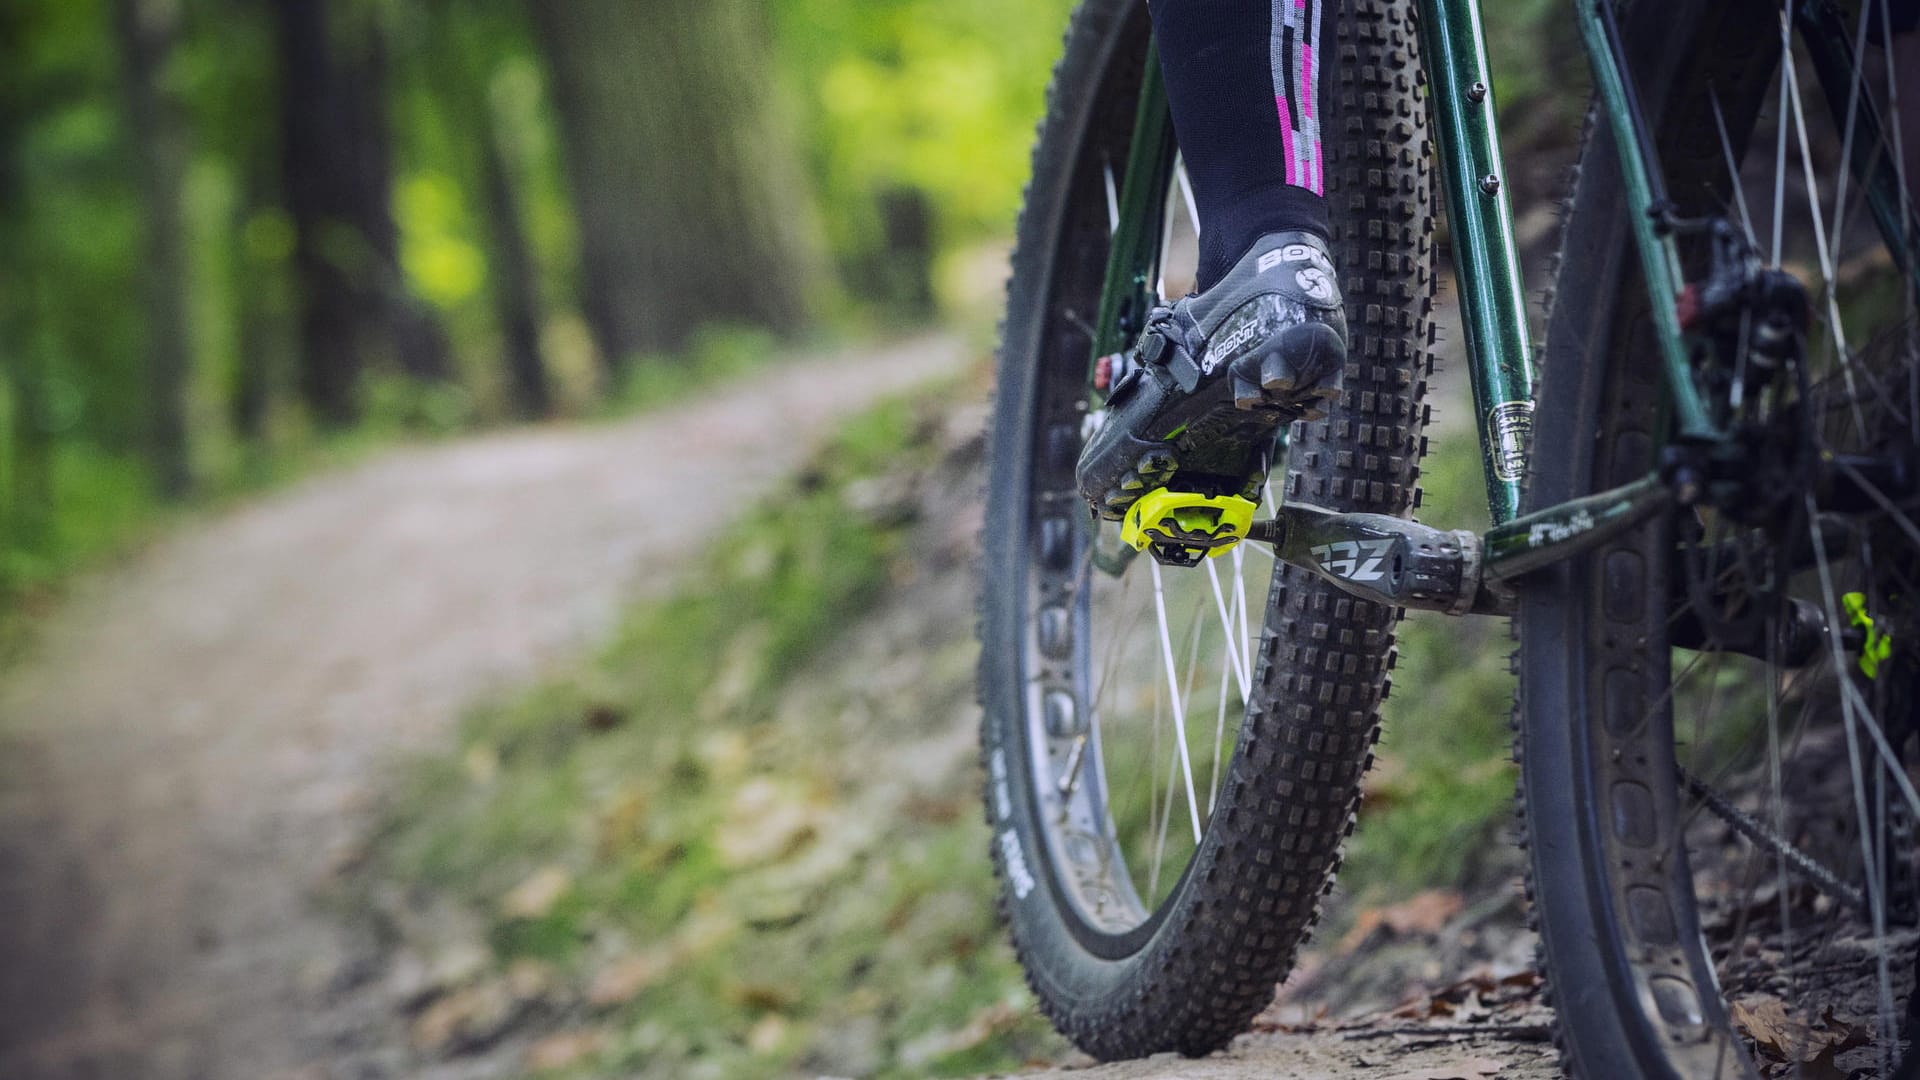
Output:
[1077, 230, 1347, 520]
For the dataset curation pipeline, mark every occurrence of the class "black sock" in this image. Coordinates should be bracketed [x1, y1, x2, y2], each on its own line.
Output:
[1149, 0, 1331, 291]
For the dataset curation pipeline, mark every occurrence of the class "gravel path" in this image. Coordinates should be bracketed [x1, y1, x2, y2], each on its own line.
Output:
[0, 337, 959, 1080]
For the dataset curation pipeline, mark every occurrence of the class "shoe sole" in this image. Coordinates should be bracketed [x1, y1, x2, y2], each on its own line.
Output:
[1095, 321, 1344, 517]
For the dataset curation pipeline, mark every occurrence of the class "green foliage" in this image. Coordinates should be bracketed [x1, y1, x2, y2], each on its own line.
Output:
[0, 0, 1101, 621]
[1481, 0, 1587, 127]
[608, 326, 783, 415]
[0, 0, 1591, 644]
[0, 440, 153, 595]
[773, 0, 1077, 306]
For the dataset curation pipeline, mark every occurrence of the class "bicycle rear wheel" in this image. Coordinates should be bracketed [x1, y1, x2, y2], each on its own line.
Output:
[979, 0, 1434, 1059]
[1520, 2, 1920, 1075]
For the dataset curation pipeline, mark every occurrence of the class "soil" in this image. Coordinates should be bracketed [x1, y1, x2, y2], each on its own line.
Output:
[0, 336, 959, 1080]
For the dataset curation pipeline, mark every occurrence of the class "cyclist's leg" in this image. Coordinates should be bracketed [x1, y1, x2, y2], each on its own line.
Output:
[1076, 0, 1349, 518]
[1149, 0, 1331, 289]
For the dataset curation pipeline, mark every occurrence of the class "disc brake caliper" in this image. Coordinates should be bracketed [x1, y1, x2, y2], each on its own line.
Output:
[1121, 489, 1256, 567]
[1843, 592, 1894, 679]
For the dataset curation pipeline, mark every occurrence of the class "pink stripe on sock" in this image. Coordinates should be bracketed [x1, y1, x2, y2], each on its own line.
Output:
[1276, 94, 1298, 186]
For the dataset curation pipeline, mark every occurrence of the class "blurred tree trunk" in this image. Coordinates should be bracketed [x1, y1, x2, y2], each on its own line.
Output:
[276, 0, 363, 425]
[529, 0, 825, 374]
[112, 0, 194, 498]
[0, 301, 52, 554]
[335, 18, 454, 384]
[425, 0, 552, 419]
[230, 166, 281, 444]
[0, 7, 47, 552]
[275, 0, 452, 427]
[479, 105, 551, 418]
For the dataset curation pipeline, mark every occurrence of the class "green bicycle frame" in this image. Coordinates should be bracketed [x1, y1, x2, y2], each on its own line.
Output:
[1093, 0, 1917, 538]
[1416, 0, 1536, 524]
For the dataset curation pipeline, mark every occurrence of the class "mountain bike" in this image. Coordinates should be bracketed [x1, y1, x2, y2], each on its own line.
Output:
[977, 0, 1920, 1074]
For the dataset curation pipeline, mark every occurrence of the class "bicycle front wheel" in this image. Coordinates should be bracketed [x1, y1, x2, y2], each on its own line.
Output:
[979, 0, 1435, 1059]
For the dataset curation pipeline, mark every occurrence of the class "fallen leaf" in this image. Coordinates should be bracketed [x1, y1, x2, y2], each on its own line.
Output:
[747, 1013, 789, 1054]
[697, 730, 751, 779]
[411, 980, 516, 1055]
[715, 777, 819, 867]
[525, 1029, 606, 1072]
[463, 743, 499, 783]
[1386, 962, 1542, 1023]
[1497, 968, 1540, 991]
[730, 981, 795, 1012]
[1730, 998, 1872, 1066]
[897, 1003, 1023, 1068]
[1339, 889, 1466, 952]
[500, 865, 572, 921]
[505, 958, 559, 1003]
[595, 787, 652, 857]
[1731, 998, 1794, 1057]
[581, 702, 626, 732]
[587, 950, 669, 1007]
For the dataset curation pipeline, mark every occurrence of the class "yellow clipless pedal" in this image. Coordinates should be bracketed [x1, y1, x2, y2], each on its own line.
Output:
[1121, 489, 1258, 567]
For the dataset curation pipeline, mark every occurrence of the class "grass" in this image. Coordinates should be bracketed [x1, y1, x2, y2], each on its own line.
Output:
[364, 381, 1530, 1076]
[1339, 433, 1521, 903]
[364, 386, 1064, 1079]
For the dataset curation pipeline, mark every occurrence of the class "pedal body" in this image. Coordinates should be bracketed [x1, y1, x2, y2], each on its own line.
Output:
[1120, 490, 1257, 567]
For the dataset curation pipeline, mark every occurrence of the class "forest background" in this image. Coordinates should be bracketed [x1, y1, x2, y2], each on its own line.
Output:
[0, 2, 1601, 1076]
[0, 0, 1578, 620]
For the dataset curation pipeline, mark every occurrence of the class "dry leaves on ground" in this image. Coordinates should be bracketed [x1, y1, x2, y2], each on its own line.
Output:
[499, 865, 573, 921]
[1389, 966, 1541, 1024]
[1338, 890, 1466, 953]
[524, 1029, 608, 1072]
[1730, 997, 1872, 1078]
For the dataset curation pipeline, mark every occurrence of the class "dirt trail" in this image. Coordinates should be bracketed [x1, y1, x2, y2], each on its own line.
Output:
[0, 337, 959, 1080]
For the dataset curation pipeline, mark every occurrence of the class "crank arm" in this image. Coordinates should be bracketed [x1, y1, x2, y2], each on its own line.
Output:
[1249, 473, 1674, 617]
[1248, 505, 1492, 615]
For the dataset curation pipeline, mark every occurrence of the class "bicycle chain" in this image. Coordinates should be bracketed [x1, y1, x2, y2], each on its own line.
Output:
[1679, 767, 1868, 915]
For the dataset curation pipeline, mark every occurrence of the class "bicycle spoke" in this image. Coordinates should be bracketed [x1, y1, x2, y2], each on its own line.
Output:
[1822, 0, 1877, 280]
[1233, 543, 1254, 703]
[1762, 628, 1799, 1059]
[1176, 157, 1202, 240]
[1103, 159, 1120, 236]
[1781, 45, 1871, 439]
[1205, 558, 1253, 700]
[1210, 638, 1231, 815]
[1151, 559, 1204, 843]
[1148, 661, 1172, 897]
[1157, 154, 1186, 302]
[1804, 496, 1900, 1059]
[1879, 0, 1916, 237]
[1712, 87, 1760, 249]
[1772, 5, 1794, 265]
